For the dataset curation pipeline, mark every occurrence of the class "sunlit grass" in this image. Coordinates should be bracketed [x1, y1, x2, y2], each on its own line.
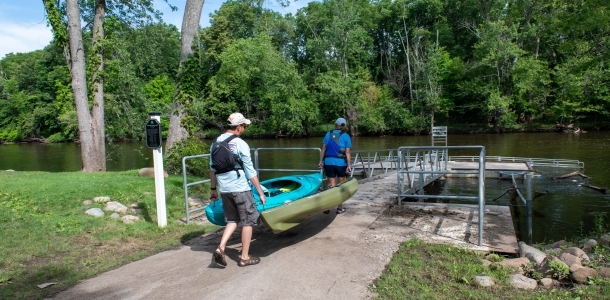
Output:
[0, 170, 216, 299]
[373, 238, 610, 300]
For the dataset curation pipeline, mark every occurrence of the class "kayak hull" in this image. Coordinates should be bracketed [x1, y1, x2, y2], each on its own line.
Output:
[205, 173, 323, 226]
[261, 177, 359, 233]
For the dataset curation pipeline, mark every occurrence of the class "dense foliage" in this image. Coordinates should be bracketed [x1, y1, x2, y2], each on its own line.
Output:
[1, 0, 609, 142]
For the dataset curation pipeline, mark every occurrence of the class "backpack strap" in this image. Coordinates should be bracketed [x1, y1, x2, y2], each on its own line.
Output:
[220, 134, 244, 176]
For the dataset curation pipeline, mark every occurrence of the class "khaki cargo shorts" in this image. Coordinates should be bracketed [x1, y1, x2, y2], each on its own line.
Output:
[221, 191, 260, 226]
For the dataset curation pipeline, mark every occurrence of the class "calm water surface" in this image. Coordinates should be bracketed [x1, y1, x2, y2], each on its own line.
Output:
[1, 132, 609, 243]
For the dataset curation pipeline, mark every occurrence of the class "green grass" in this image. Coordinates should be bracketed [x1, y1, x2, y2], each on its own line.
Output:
[0, 170, 218, 299]
[373, 239, 610, 300]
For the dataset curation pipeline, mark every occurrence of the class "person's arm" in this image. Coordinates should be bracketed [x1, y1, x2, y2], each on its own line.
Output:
[345, 148, 352, 173]
[209, 170, 218, 200]
[318, 143, 326, 169]
[209, 143, 218, 200]
[248, 176, 266, 205]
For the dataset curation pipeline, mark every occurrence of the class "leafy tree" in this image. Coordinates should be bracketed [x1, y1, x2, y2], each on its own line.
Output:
[202, 34, 317, 135]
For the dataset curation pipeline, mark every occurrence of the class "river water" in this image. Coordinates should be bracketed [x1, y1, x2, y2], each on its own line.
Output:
[1, 132, 609, 243]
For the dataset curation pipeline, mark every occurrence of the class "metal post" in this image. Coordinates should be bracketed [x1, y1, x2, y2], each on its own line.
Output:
[150, 112, 167, 228]
[526, 173, 533, 245]
[478, 147, 485, 246]
[397, 149, 403, 205]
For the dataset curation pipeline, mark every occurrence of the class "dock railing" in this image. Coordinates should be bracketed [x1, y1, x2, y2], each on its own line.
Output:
[350, 149, 398, 178]
[398, 146, 486, 246]
[450, 156, 584, 169]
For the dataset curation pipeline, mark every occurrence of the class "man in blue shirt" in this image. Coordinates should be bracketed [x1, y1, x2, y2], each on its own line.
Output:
[209, 112, 266, 267]
[318, 117, 352, 214]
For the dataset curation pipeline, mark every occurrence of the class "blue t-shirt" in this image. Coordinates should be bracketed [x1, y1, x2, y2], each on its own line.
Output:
[322, 129, 352, 167]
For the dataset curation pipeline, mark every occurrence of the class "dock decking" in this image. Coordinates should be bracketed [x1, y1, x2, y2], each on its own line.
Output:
[350, 171, 519, 254]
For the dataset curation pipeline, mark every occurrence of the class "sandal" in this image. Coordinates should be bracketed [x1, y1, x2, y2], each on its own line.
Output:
[213, 248, 227, 267]
[336, 207, 346, 214]
[239, 256, 261, 267]
[323, 210, 330, 214]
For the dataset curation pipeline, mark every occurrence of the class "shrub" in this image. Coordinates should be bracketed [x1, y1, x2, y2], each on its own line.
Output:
[164, 137, 210, 177]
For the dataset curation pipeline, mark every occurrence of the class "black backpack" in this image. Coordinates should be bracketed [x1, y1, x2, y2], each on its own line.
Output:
[211, 135, 244, 176]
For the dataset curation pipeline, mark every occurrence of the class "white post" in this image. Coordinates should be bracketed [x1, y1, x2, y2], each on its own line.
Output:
[150, 112, 167, 227]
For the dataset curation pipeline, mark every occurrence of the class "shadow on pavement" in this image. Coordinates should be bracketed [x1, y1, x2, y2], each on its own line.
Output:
[184, 212, 337, 267]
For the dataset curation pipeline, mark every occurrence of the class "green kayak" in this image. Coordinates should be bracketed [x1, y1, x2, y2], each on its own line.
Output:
[260, 177, 359, 233]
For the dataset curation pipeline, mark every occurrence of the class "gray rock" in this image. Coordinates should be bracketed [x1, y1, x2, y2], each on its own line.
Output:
[499, 257, 530, 273]
[537, 257, 566, 278]
[561, 247, 589, 261]
[83, 200, 93, 205]
[85, 208, 104, 217]
[599, 234, 610, 246]
[520, 243, 547, 265]
[584, 239, 598, 248]
[539, 278, 554, 288]
[94, 196, 111, 203]
[570, 267, 598, 284]
[122, 215, 139, 224]
[598, 267, 610, 280]
[104, 201, 128, 213]
[569, 264, 584, 273]
[479, 259, 492, 268]
[559, 252, 582, 268]
[138, 167, 168, 178]
[545, 240, 568, 249]
[110, 213, 120, 219]
[508, 274, 538, 290]
[473, 276, 495, 287]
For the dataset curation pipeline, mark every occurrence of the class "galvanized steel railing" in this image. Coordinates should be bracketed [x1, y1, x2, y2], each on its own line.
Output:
[398, 146, 486, 246]
[450, 156, 584, 169]
[349, 149, 399, 178]
[181, 154, 211, 224]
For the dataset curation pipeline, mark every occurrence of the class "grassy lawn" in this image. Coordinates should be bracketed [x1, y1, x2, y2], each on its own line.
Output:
[2, 170, 608, 299]
[0, 170, 218, 299]
[373, 239, 610, 300]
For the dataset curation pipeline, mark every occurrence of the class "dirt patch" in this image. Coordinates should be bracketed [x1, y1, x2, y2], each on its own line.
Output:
[384, 204, 459, 218]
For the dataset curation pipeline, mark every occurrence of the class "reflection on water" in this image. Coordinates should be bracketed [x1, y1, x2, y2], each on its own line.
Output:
[1, 131, 609, 243]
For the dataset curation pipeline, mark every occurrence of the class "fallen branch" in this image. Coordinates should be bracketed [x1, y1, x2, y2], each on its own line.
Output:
[580, 184, 607, 194]
[554, 171, 588, 179]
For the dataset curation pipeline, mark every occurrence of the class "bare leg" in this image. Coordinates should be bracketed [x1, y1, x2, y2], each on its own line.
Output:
[337, 176, 346, 209]
[240, 225, 253, 260]
[218, 222, 238, 252]
[328, 177, 336, 188]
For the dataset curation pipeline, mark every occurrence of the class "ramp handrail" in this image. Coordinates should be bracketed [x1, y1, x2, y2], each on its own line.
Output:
[181, 154, 211, 224]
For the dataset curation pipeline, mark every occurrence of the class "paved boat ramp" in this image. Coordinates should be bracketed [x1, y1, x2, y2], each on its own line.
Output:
[52, 150, 591, 299]
[352, 169, 519, 254]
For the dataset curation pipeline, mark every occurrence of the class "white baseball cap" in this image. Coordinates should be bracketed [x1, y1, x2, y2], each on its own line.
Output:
[227, 112, 252, 126]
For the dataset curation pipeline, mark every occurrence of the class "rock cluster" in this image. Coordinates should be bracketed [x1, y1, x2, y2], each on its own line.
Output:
[83, 196, 141, 224]
[473, 237, 610, 290]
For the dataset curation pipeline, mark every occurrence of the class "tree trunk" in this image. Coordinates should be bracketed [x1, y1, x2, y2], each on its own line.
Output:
[165, 0, 205, 153]
[66, 0, 105, 171]
[90, 0, 107, 171]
